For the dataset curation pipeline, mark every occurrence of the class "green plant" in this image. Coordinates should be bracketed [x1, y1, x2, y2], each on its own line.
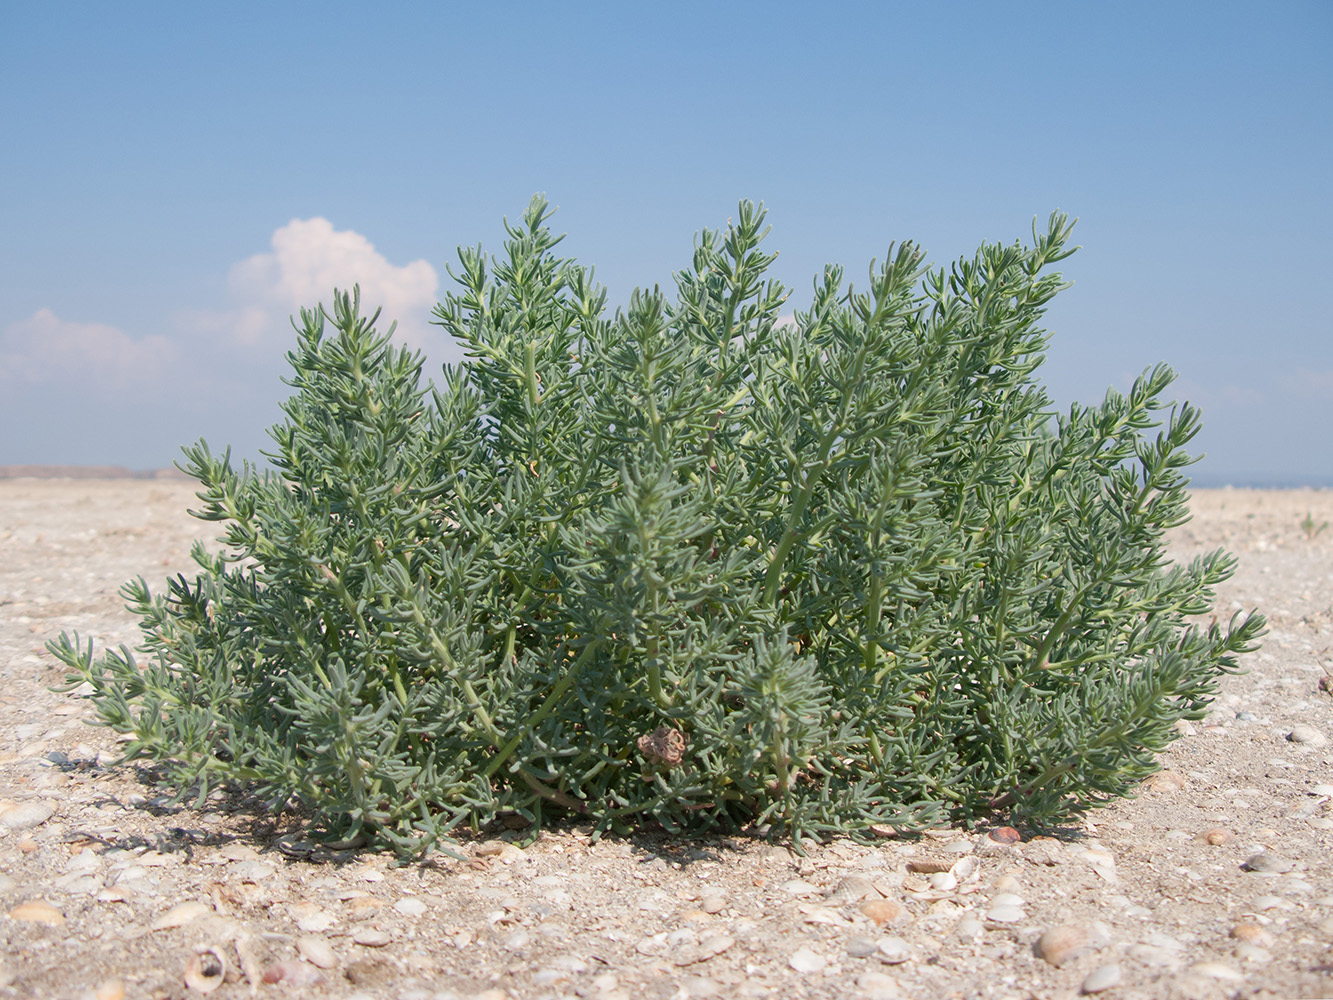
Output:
[1301, 512, 1328, 541]
[52, 197, 1265, 856]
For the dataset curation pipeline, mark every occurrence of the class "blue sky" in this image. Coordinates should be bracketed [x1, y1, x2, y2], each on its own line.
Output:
[2, 2, 1329, 485]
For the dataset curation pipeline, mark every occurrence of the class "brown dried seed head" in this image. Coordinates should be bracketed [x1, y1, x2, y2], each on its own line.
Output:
[637, 726, 688, 766]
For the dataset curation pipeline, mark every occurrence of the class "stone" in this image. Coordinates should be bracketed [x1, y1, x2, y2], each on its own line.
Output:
[353, 928, 392, 947]
[1250, 894, 1294, 911]
[8, 899, 64, 925]
[846, 936, 880, 958]
[1200, 828, 1231, 845]
[1235, 943, 1272, 964]
[262, 959, 325, 986]
[856, 970, 901, 999]
[231, 860, 276, 881]
[1126, 944, 1182, 969]
[393, 896, 428, 916]
[1081, 964, 1121, 994]
[674, 934, 734, 966]
[1189, 961, 1244, 982]
[296, 936, 338, 969]
[699, 889, 727, 913]
[779, 879, 820, 896]
[677, 976, 722, 998]
[875, 937, 912, 964]
[955, 916, 985, 938]
[788, 947, 827, 973]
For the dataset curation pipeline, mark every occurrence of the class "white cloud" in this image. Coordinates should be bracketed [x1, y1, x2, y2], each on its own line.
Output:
[0, 308, 178, 389]
[201, 218, 442, 352]
[1281, 369, 1333, 398]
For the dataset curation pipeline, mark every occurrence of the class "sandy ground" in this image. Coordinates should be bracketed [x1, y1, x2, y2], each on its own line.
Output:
[1, 480, 1332, 1000]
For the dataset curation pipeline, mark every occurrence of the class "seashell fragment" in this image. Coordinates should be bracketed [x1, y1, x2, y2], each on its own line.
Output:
[951, 856, 979, 882]
[906, 858, 953, 874]
[153, 900, 212, 930]
[262, 959, 326, 985]
[184, 946, 227, 993]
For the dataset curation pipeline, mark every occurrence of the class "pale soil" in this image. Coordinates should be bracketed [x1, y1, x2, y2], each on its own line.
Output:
[1, 481, 1332, 1000]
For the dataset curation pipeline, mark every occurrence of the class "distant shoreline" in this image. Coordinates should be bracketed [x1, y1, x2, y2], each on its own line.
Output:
[0, 465, 191, 481]
[0, 464, 1327, 491]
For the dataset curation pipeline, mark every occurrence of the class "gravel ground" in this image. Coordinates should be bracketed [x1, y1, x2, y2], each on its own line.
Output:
[1, 480, 1332, 1000]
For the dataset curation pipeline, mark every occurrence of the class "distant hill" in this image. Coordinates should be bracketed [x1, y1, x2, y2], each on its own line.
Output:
[0, 465, 190, 480]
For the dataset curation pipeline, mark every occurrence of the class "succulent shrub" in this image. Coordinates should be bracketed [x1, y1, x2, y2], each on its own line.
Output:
[52, 197, 1264, 856]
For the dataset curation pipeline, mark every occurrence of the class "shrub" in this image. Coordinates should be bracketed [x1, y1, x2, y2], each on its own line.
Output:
[52, 197, 1264, 855]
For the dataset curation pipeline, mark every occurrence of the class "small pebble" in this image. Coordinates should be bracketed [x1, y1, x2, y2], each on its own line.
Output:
[501, 929, 531, 951]
[1251, 894, 1293, 911]
[779, 880, 820, 896]
[1235, 943, 1272, 964]
[846, 936, 880, 958]
[7, 900, 64, 925]
[352, 928, 392, 947]
[296, 936, 338, 968]
[231, 861, 276, 880]
[262, 960, 325, 986]
[393, 897, 428, 916]
[1200, 828, 1231, 845]
[875, 937, 912, 964]
[699, 890, 726, 914]
[1190, 961, 1244, 982]
[788, 947, 827, 973]
[955, 917, 985, 938]
[856, 970, 901, 1000]
[1081, 964, 1121, 994]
